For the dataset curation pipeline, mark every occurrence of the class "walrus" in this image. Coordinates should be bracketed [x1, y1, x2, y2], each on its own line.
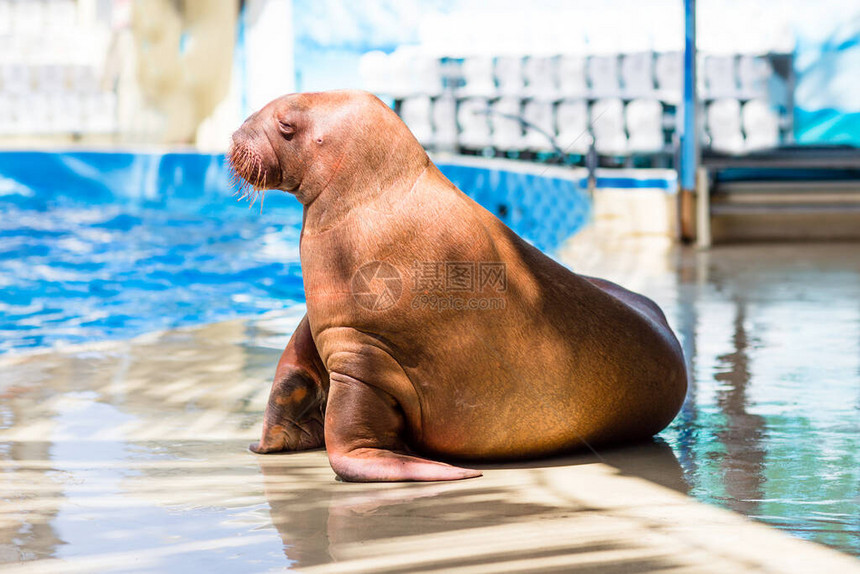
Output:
[229, 89, 687, 482]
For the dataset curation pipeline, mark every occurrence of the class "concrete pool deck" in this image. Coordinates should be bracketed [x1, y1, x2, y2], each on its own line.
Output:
[2, 236, 860, 572]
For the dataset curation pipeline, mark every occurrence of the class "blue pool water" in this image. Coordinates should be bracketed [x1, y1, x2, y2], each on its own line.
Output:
[0, 152, 590, 354]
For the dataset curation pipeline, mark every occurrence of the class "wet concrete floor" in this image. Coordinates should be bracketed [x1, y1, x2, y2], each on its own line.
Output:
[1, 238, 859, 572]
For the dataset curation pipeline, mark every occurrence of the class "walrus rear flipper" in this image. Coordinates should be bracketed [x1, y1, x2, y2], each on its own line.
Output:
[325, 375, 482, 482]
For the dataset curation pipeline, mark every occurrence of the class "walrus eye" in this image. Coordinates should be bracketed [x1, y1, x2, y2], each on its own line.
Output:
[278, 120, 296, 140]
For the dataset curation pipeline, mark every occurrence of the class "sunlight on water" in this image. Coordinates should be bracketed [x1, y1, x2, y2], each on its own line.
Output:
[0, 182, 305, 353]
[0, 155, 588, 355]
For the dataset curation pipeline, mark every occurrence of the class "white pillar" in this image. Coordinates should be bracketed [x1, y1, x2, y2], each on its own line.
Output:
[243, 0, 295, 115]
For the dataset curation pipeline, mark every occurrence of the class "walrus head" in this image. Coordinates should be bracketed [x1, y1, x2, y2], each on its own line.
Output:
[228, 90, 429, 216]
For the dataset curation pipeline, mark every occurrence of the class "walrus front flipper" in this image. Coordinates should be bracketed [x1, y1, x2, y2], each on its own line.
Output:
[250, 315, 328, 454]
[325, 375, 482, 482]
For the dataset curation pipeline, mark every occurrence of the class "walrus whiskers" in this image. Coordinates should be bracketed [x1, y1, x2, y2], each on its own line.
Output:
[227, 144, 269, 213]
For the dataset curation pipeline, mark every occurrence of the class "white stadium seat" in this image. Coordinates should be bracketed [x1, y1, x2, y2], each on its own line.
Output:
[626, 99, 664, 154]
[459, 57, 496, 98]
[655, 52, 682, 103]
[387, 49, 417, 99]
[558, 55, 588, 97]
[490, 96, 524, 151]
[556, 99, 592, 155]
[495, 56, 524, 96]
[457, 97, 492, 149]
[621, 52, 655, 98]
[432, 95, 459, 151]
[707, 98, 745, 154]
[742, 99, 780, 151]
[522, 99, 556, 152]
[704, 55, 737, 99]
[400, 96, 434, 147]
[591, 98, 627, 156]
[523, 56, 557, 99]
[737, 55, 771, 99]
[587, 55, 620, 98]
[413, 55, 443, 97]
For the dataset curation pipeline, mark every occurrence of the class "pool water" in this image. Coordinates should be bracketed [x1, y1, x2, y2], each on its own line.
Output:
[0, 152, 302, 353]
[0, 186, 306, 353]
[0, 152, 589, 354]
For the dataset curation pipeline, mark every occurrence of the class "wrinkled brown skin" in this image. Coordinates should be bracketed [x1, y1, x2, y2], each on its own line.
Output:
[232, 90, 688, 482]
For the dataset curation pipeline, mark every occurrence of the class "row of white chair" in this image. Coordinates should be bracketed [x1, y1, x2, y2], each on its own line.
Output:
[0, 92, 117, 134]
[702, 54, 775, 100]
[458, 53, 682, 102]
[363, 51, 781, 105]
[400, 95, 782, 156]
[362, 51, 683, 103]
[706, 98, 781, 154]
[400, 96, 669, 156]
[0, 64, 103, 95]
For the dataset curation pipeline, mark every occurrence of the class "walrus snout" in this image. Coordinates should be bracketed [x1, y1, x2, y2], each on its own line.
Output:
[227, 128, 281, 197]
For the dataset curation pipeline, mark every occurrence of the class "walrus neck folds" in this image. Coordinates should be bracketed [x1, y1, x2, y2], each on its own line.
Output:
[301, 146, 430, 235]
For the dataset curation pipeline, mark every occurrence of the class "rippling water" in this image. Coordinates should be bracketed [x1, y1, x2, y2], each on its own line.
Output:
[0, 184, 305, 353]
[0, 153, 590, 354]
